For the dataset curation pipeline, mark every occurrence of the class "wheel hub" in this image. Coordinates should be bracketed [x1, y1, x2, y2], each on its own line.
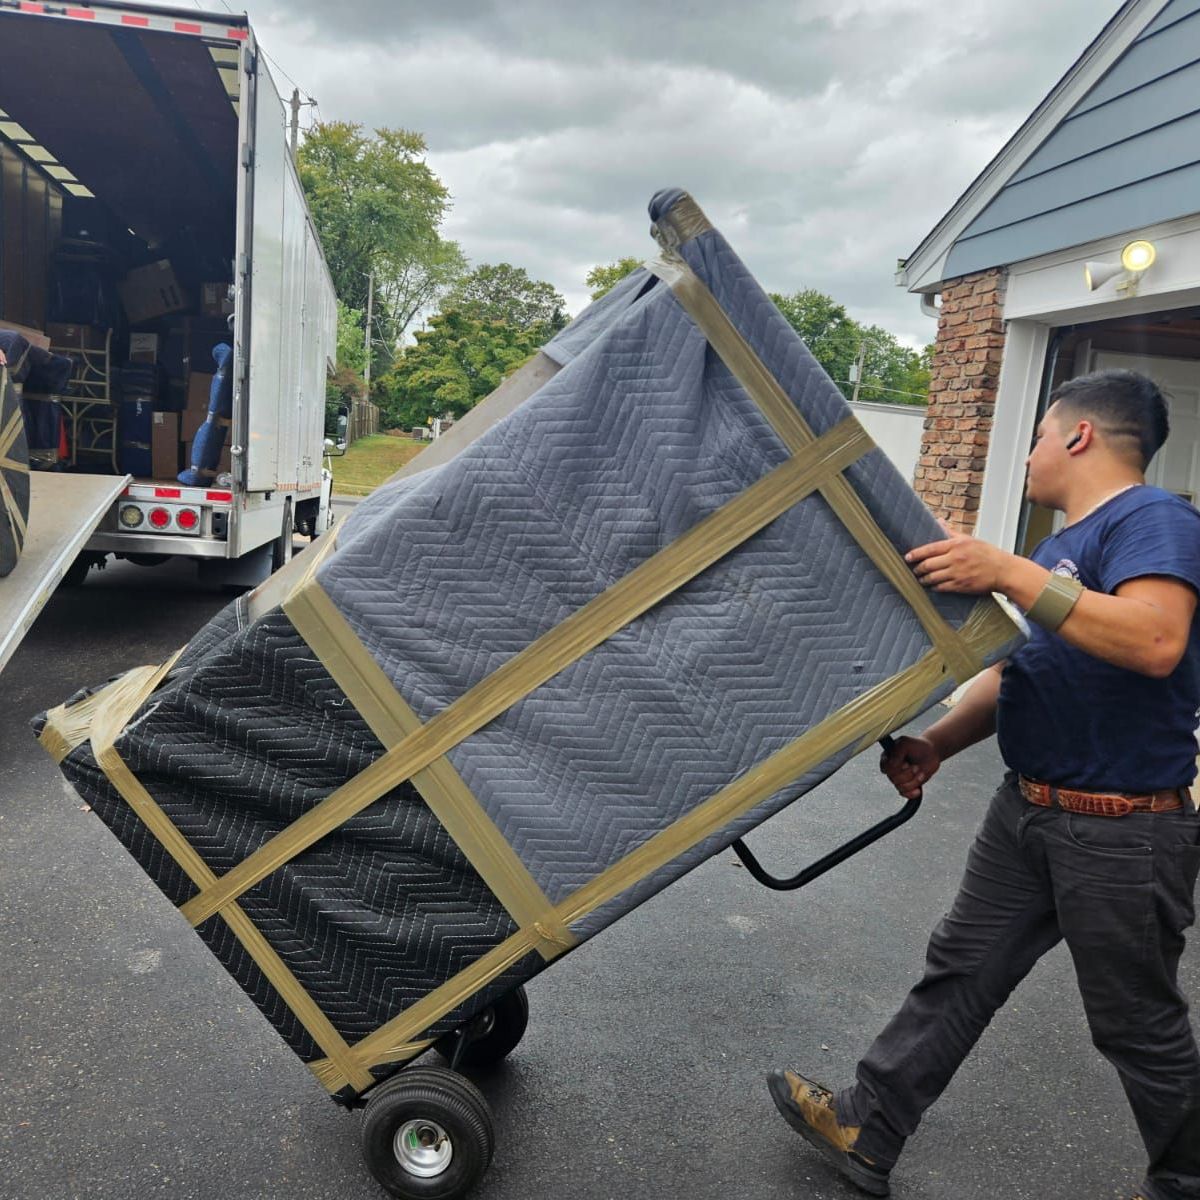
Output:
[394, 1118, 453, 1178]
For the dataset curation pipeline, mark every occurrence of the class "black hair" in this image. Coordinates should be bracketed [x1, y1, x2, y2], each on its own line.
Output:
[1048, 368, 1169, 468]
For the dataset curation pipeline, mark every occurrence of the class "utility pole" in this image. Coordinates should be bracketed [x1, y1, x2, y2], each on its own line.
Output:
[289, 88, 301, 154]
[850, 339, 867, 404]
[288, 88, 317, 155]
[363, 269, 374, 394]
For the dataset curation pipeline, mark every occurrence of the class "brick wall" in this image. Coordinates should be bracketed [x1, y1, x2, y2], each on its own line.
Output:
[913, 269, 1007, 533]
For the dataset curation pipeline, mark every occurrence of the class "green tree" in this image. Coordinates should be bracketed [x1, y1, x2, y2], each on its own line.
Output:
[585, 257, 643, 301]
[297, 122, 465, 364]
[447, 262, 568, 332]
[770, 289, 930, 406]
[326, 299, 367, 435]
[376, 310, 547, 430]
[770, 289, 861, 395]
[853, 326, 932, 406]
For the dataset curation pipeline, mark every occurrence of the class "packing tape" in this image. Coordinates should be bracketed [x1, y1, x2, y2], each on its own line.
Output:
[282, 576, 578, 962]
[649, 192, 714, 250]
[643, 249, 983, 686]
[39, 671, 151, 764]
[180, 415, 874, 928]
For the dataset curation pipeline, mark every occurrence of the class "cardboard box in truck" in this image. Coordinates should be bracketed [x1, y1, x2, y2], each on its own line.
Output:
[182, 373, 214, 441]
[0, 320, 50, 351]
[129, 333, 159, 363]
[47, 323, 106, 352]
[119, 260, 187, 324]
[151, 411, 180, 479]
[201, 282, 234, 318]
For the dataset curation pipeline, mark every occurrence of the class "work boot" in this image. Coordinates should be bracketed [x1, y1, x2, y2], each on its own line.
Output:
[766, 1068, 891, 1197]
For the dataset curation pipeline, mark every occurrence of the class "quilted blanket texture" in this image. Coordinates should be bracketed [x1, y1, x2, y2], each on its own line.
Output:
[38, 191, 1023, 1100]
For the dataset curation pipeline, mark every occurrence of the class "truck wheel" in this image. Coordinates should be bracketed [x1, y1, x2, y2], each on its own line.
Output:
[360, 1066, 494, 1199]
[294, 497, 319, 540]
[272, 499, 294, 572]
[60, 551, 106, 588]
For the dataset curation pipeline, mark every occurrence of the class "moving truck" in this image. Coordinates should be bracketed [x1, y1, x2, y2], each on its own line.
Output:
[0, 0, 336, 618]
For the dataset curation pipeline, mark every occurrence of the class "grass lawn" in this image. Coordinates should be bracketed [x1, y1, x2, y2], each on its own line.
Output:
[330, 435, 428, 496]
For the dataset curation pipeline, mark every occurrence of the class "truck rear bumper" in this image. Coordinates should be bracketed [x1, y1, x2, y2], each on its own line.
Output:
[87, 531, 230, 558]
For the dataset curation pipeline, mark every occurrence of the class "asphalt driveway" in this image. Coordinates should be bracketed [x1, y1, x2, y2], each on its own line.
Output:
[0, 554, 1193, 1199]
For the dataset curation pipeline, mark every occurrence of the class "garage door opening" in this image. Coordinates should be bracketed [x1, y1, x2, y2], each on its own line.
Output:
[1017, 306, 1200, 555]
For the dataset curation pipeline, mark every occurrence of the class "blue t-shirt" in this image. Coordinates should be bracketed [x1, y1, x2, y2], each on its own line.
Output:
[997, 485, 1200, 791]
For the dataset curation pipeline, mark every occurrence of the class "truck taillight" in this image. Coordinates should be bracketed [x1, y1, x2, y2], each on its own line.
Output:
[118, 504, 144, 529]
[176, 508, 199, 531]
[148, 507, 171, 529]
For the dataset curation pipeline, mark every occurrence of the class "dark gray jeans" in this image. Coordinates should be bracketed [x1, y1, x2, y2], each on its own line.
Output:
[837, 774, 1200, 1200]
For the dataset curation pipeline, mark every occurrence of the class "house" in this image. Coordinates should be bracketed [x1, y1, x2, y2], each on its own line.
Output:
[899, 0, 1200, 555]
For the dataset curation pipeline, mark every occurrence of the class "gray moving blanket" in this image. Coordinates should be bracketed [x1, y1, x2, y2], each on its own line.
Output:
[37, 190, 1023, 1101]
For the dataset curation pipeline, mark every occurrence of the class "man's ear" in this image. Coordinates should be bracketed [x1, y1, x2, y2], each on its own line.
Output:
[1065, 421, 1092, 452]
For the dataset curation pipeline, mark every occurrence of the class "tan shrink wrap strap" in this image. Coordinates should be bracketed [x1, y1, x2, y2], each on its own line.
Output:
[282, 575, 578, 963]
[1, 394, 29, 552]
[39, 670, 158, 764]
[86, 654, 375, 1093]
[649, 192, 714, 250]
[178, 414, 874, 929]
[643, 252, 983, 686]
[307, 597, 1013, 1091]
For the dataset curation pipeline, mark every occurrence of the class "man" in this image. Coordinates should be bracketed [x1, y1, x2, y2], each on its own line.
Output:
[768, 369, 1200, 1200]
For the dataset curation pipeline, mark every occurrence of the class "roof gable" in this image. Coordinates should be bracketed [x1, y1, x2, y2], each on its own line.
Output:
[900, 0, 1199, 291]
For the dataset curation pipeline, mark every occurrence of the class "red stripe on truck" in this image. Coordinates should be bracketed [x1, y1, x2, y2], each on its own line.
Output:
[66, 7, 96, 18]
[174, 20, 202, 34]
[121, 14, 151, 25]
[18, 2, 45, 12]
[227, 28, 248, 40]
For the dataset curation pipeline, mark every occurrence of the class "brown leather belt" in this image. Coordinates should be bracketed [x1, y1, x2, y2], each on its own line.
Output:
[1018, 775, 1189, 817]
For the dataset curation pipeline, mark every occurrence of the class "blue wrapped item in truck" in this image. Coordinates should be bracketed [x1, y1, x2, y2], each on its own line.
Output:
[178, 343, 233, 486]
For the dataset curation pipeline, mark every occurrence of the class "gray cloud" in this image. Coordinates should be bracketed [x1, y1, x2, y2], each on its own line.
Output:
[143, 0, 1120, 342]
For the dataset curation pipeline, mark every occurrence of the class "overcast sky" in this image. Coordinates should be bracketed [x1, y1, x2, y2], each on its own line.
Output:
[188, 0, 1116, 344]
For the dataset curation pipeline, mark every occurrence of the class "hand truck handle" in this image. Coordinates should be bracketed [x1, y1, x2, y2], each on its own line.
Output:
[729, 734, 923, 892]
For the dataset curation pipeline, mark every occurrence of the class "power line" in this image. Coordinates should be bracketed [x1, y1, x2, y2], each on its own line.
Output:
[834, 380, 929, 402]
[260, 46, 308, 102]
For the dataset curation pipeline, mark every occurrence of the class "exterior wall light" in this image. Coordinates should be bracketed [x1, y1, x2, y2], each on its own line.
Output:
[1084, 239, 1157, 295]
[1121, 239, 1156, 272]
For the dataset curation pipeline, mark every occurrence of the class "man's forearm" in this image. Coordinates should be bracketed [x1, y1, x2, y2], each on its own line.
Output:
[922, 665, 1002, 762]
[994, 555, 1188, 677]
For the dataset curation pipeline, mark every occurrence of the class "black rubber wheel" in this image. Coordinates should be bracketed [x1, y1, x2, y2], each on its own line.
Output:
[360, 1066, 494, 1200]
[60, 551, 105, 588]
[435, 986, 529, 1069]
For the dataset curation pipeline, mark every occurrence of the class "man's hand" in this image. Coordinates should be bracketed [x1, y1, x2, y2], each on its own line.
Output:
[905, 524, 1012, 595]
[880, 735, 940, 800]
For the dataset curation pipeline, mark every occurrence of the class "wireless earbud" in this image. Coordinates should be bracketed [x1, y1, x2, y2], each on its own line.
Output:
[1065, 432, 1082, 450]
